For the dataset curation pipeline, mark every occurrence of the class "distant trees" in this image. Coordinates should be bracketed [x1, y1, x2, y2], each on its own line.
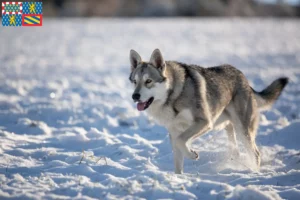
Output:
[42, 0, 299, 17]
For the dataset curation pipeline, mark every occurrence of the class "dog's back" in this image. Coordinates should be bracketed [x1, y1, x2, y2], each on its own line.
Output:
[169, 62, 288, 118]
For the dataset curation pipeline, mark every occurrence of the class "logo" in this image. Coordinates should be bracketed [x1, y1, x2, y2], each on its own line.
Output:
[2, 2, 42, 27]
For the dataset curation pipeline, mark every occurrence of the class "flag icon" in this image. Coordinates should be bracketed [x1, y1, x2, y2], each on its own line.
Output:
[22, 14, 42, 26]
[2, 14, 22, 26]
[23, 2, 42, 14]
[2, 2, 43, 27]
[2, 2, 23, 15]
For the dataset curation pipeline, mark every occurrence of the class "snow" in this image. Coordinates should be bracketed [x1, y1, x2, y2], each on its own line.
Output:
[0, 18, 300, 200]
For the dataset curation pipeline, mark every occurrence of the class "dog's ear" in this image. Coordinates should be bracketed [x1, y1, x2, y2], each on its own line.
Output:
[150, 49, 165, 71]
[130, 49, 142, 71]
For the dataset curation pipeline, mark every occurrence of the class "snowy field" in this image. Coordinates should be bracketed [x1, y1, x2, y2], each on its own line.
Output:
[0, 18, 300, 200]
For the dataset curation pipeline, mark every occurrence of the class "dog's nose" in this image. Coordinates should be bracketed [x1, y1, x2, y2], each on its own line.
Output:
[132, 93, 140, 101]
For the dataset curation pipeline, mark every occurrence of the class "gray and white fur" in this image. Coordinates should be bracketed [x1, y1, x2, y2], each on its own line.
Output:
[129, 49, 288, 174]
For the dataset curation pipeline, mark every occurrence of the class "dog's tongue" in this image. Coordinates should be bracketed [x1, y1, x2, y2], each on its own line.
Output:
[137, 102, 147, 111]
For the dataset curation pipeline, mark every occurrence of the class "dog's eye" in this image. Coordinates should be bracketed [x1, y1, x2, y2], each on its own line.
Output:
[145, 79, 152, 84]
[133, 80, 137, 84]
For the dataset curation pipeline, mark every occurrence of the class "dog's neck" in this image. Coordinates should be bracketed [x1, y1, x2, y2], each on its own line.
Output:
[163, 62, 185, 106]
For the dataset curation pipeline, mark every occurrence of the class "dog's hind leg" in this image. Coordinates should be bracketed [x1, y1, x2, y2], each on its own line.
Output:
[244, 117, 261, 168]
[225, 123, 239, 157]
[230, 91, 261, 169]
[231, 116, 261, 169]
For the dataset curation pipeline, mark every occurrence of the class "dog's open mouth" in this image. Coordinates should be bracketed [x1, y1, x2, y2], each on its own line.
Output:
[137, 97, 154, 111]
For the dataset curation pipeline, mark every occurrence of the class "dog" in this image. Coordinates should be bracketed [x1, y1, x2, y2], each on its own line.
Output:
[129, 49, 288, 174]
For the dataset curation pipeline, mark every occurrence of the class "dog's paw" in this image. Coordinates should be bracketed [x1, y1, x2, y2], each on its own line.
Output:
[190, 149, 199, 160]
[175, 170, 183, 174]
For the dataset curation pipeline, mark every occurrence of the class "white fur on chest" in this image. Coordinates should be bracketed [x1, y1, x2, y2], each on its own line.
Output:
[147, 102, 194, 138]
[147, 101, 175, 127]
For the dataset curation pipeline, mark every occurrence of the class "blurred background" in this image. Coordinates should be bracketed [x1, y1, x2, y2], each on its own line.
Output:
[1, 0, 299, 17]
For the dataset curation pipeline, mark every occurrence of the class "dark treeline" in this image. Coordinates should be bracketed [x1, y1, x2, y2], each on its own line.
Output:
[1, 0, 299, 17]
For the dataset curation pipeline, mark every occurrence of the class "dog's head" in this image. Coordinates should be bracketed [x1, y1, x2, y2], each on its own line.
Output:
[129, 49, 167, 111]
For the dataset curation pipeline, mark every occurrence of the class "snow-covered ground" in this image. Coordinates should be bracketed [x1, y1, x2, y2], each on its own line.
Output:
[0, 18, 300, 200]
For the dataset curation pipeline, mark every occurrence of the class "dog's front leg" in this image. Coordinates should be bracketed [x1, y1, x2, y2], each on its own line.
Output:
[169, 134, 184, 174]
[175, 119, 212, 160]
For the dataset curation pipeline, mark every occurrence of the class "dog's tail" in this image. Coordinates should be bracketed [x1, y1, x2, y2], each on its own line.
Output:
[252, 77, 289, 111]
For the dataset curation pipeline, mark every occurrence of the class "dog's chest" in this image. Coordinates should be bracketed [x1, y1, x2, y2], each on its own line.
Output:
[147, 102, 175, 127]
[147, 102, 194, 135]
